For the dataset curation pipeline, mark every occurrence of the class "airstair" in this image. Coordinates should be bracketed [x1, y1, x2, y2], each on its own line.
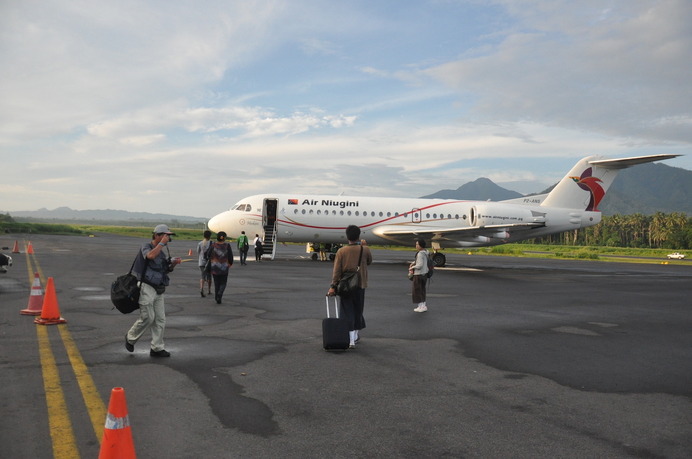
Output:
[263, 223, 277, 260]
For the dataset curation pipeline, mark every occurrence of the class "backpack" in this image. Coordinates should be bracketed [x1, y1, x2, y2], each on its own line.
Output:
[426, 253, 435, 279]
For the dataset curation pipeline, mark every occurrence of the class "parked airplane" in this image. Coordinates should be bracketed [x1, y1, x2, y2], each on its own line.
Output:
[208, 154, 679, 266]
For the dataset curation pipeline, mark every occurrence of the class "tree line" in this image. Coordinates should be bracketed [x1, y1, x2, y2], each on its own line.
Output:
[532, 212, 691, 249]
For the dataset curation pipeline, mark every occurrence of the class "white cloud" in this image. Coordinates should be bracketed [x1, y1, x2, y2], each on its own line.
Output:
[424, 0, 692, 143]
[120, 135, 167, 147]
[0, 1, 287, 140]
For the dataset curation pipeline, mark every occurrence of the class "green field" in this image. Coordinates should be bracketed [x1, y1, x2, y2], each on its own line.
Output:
[1, 223, 204, 240]
[458, 244, 686, 264]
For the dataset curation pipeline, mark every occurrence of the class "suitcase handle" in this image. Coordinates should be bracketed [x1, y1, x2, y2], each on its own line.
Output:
[325, 295, 340, 319]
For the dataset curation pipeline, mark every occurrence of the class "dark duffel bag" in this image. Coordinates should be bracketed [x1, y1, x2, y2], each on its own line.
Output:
[111, 273, 141, 314]
[111, 253, 148, 314]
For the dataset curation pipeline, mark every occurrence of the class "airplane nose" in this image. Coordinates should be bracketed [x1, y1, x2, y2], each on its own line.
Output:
[208, 214, 223, 232]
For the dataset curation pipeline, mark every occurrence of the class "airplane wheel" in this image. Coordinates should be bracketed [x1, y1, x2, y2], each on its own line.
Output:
[432, 252, 446, 267]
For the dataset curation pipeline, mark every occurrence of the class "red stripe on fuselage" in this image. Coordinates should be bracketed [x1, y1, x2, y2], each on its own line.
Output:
[272, 200, 469, 230]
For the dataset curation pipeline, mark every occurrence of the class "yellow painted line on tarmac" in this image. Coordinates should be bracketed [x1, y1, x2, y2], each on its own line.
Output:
[24, 243, 45, 285]
[25, 245, 35, 281]
[26, 255, 33, 280]
[37, 325, 80, 458]
[30, 246, 107, 456]
[58, 325, 107, 442]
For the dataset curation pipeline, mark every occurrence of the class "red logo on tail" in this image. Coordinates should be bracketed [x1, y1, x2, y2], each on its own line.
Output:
[570, 168, 605, 211]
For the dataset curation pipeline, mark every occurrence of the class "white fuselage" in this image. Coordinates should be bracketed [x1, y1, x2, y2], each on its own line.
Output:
[207, 193, 600, 248]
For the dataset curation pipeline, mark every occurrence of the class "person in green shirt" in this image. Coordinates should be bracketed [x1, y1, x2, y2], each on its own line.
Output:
[237, 231, 249, 265]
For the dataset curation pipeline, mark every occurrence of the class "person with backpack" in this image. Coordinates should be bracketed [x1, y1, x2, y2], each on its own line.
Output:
[125, 224, 182, 357]
[253, 234, 264, 261]
[409, 238, 430, 313]
[237, 231, 249, 265]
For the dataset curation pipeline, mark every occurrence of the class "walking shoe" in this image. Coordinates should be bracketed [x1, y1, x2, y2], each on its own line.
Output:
[200, 289, 206, 297]
[349, 343, 356, 349]
[150, 349, 171, 357]
[125, 335, 134, 352]
[413, 305, 428, 313]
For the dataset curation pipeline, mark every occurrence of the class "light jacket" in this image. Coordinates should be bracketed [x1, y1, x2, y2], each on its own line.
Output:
[412, 249, 429, 276]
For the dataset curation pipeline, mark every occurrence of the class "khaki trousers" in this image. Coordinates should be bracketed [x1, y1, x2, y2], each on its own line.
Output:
[127, 283, 166, 351]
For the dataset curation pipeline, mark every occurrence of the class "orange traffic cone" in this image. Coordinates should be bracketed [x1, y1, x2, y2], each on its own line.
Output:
[34, 277, 67, 325]
[27, 242, 34, 254]
[21, 272, 44, 315]
[98, 387, 136, 459]
[12, 240, 20, 253]
[188, 248, 193, 256]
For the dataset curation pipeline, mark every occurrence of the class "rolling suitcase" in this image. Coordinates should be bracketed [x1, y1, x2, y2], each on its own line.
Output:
[322, 296, 350, 351]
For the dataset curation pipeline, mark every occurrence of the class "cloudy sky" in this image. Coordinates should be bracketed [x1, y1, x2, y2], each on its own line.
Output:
[2, 0, 690, 218]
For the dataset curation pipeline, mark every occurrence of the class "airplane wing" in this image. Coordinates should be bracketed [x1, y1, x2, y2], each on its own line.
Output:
[371, 222, 545, 245]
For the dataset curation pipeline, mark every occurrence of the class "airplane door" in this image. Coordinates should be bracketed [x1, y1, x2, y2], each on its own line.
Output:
[264, 199, 277, 227]
[262, 199, 278, 260]
[411, 208, 422, 223]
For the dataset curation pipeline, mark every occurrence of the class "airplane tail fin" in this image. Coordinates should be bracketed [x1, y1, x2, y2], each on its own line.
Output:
[540, 154, 680, 211]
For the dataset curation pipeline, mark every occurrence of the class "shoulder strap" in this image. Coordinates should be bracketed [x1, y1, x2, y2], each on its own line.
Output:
[129, 249, 149, 278]
[128, 255, 137, 273]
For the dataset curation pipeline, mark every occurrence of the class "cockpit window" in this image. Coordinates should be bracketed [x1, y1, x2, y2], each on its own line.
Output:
[234, 204, 251, 212]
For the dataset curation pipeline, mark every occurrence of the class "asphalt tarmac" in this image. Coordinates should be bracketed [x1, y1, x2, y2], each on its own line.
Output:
[1, 233, 690, 458]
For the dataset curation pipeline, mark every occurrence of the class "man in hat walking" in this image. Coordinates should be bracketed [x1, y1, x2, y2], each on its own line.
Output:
[125, 224, 181, 357]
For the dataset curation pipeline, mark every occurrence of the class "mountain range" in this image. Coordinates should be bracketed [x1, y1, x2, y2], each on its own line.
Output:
[422, 162, 691, 216]
[3, 163, 690, 223]
[5, 207, 207, 225]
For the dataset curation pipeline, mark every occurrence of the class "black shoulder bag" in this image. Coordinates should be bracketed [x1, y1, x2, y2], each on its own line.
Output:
[336, 245, 363, 297]
[111, 253, 148, 314]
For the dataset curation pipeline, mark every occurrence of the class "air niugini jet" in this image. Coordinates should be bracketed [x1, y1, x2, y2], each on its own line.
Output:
[208, 154, 679, 266]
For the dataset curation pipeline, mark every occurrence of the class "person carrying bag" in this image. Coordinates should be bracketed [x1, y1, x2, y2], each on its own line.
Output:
[111, 253, 148, 314]
[336, 245, 363, 296]
[327, 225, 373, 348]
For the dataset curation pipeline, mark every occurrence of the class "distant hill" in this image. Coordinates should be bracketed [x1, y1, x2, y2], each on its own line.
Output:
[601, 163, 692, 215]
[422, 162, 691, 216]
[3, 206, 207, 225]
[422, 177, 522, 201]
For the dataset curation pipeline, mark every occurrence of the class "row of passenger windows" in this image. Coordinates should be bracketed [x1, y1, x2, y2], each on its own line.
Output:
[292, 208, 466, 220]
[232, 203, 468, 220]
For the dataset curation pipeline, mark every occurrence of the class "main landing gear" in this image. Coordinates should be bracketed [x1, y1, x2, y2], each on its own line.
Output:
[431, 251, 446, 267]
